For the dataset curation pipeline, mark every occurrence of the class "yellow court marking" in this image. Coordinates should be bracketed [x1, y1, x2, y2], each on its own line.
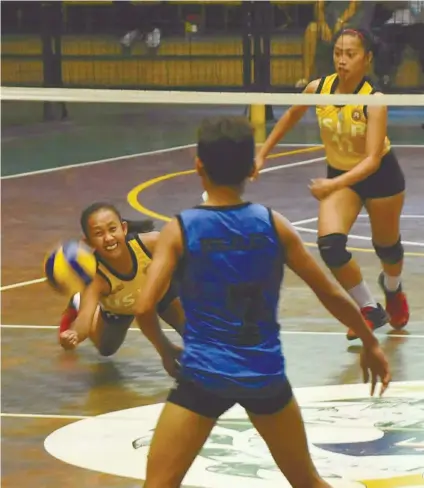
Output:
[359, 474, 424, 487]
[128, 169, 194, 222]
[127, 147, 424, 258]
[127, 146, 321, 221]
[266, 145, 324, 160]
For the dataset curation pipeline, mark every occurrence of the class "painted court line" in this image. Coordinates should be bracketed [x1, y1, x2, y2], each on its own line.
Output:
[0, 215, 318, 292]
[2, 324, 423, 339]
[2, 411, 424, 427]
[294, 226, 424, 247]
[0, 277, 47, 291]
[0, 412, 90, 420]
[1, 143, 422, 180]
[260, 156, 325, 173]
[0, 144, 195, 180]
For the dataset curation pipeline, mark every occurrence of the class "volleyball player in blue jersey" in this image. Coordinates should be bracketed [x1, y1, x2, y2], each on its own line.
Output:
[134, 116, 391, 488]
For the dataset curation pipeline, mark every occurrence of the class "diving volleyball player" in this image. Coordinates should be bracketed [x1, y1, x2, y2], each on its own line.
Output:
[134, 116, 391, 488]
[256, 28, 409, 340]
[58, 202, 183, 365]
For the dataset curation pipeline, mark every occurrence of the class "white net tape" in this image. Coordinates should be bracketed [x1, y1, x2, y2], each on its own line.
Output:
[2, 86, 424, 106]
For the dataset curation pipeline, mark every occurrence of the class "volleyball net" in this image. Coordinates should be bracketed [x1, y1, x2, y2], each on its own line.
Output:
[1, 86, 423, 179]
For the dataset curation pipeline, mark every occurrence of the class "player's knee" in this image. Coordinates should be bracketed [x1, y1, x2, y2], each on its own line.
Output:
[373, 237, 404, 264]
[97, 342, 120, 357]
[317, 233, 352, 268]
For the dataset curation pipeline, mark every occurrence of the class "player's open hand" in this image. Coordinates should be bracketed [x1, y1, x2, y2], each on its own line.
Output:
[161, 343, 183, 379]
[360, 344, 391, 397]
[251, 154, 265, 181]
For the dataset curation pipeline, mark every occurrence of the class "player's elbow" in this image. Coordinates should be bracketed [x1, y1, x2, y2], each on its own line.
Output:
[134, 297, 156, 318]
[362, 153, 382, 178]
[368, 153, 382, 169]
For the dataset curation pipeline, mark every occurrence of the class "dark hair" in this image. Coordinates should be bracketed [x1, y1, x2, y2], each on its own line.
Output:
[333, 28, 374, 53]
[80, 202, 154, 237]
[197, 116, 255, 186]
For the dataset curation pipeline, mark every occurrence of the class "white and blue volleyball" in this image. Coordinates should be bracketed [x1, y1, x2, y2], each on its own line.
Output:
[44, 240, 97, 297]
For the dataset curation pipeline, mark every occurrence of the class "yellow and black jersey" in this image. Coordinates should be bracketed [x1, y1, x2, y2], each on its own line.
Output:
[315, 73, 391, 170]
[95, 234, 151, 315]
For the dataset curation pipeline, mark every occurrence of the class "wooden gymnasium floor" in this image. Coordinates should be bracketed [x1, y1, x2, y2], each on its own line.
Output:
[1, 126, 424, 487]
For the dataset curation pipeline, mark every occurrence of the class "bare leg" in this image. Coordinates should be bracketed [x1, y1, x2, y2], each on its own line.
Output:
[144, 402, 216, 488]
[248, 397, 331, 488]
[318, 187, 363, 290]
[365, 192, 405, 279]
[366, 192, 409, 328]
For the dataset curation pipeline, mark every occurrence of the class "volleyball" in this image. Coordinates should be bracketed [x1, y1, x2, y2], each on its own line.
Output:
[44, 240, 97, 297]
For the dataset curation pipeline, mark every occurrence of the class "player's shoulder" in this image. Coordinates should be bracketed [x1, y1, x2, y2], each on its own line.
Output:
[135, 231, 160, 255]
[137, 230, 160, 243]
[268, 210, 300, 242]
[305, 73, 337, 94]
[304, 78, 322, 93]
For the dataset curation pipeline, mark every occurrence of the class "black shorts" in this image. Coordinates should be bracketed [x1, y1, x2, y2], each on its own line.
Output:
[327, 149, 405, 200]
[167, 377, 293, 419]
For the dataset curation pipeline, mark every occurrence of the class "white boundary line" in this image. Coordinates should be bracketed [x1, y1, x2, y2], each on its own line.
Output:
[294, 226, 424, 247]
[293, 214, 424, 247]
[356, 214, 424, 219]
[0, 175, 322, 294]
[0, 277, 47, 291]
[260, 156, 325, 173]
[1, 143, 422, 180]
[1, 324, 423, 338]
[1, 148, 423, 290]
[0, 144, 195, 180]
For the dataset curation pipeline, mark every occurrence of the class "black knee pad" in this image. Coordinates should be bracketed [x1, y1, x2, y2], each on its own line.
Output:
[317, 233, 352, 268]
[373, 237, 404, 264]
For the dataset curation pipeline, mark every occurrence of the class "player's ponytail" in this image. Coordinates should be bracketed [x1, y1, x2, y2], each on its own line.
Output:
[125, 219, 155, 234]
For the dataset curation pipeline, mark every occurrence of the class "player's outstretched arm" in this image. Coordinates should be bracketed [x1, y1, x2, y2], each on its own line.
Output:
[272, 210, 391, 396]
[134, 219, 183, 377]
[253, 80, 320, 179]
[137, 230, 185, 336]
[71, 276, 105, 341]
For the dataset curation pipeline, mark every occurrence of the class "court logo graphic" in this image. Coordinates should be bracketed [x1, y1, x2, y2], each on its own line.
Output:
[44, 382, 424, 488]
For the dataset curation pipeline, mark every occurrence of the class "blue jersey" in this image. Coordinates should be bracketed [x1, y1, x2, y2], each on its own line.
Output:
[176, 202, 286, 398]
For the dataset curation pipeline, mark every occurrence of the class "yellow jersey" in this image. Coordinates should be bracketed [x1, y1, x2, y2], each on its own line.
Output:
[315, 73, 391, 171]
[96, 234, 151, 315]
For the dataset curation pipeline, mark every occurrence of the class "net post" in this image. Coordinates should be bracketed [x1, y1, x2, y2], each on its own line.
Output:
[249, 104, 266, 126]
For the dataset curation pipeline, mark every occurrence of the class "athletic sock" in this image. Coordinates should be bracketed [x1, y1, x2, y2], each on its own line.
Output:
[347, 281, 377, 309]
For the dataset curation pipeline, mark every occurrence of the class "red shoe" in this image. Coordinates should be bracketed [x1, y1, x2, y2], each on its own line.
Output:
[378, 273, 409, 329]
[347, 303, 389, 341]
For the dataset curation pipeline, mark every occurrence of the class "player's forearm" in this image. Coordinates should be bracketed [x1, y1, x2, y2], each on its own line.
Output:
[316, 288, 379, 348]
[136, 312, 175, 357]
[259, 109, 303, 159]
[70, 314, 92, 341]
[333, 156, 380, 188]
